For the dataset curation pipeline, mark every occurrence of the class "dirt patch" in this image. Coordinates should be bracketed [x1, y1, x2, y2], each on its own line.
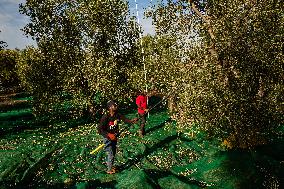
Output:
[0, 93, 30, 112]
[0, 100, 27, 105]
[0, 93, 18, 100]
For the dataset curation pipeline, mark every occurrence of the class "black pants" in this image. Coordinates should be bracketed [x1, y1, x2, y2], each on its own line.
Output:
[138, 113, 146, 135]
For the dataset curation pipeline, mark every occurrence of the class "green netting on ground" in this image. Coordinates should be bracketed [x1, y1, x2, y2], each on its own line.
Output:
[0, 108, 32, 121]
[0, 98, 283, 189]
[116, 170, 154, 189]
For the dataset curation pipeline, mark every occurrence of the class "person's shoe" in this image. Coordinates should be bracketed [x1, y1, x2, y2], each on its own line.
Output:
[106, 168, 116, 174]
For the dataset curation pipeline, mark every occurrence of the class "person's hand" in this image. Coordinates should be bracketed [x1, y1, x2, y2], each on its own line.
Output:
[114, 120, 118, 126]
[144, 109, 149, 113]
[131, 117, 139, 124]
[107, 133, 117, 141]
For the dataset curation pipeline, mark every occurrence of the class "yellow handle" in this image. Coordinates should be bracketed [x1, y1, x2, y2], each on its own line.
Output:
[90, 143, 105, 154]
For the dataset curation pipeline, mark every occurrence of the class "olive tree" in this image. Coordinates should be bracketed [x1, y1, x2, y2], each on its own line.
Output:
[0, 49, 21, 92]
[19, 0, 140, 117]
[149, 0, 284, 148]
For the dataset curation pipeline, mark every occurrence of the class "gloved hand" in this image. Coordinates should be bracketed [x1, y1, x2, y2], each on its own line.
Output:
[107, 133, 117, 141]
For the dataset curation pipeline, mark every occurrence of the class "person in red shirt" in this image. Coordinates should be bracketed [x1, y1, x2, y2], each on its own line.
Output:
[136, 91, 149, 137]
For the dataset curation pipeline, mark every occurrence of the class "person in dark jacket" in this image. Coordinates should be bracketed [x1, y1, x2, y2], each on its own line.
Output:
[97, 100, 138, 174]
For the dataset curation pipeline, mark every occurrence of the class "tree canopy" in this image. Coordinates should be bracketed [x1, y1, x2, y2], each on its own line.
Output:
[19, 0, 141, 117]
[145, 0, 284, 148]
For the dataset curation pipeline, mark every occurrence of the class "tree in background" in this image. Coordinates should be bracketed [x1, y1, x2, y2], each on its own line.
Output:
[128, 34, 188, 113]
[16, 47, 50, 115]
[0, 49, 21, 93]
[19, 0, 140, 117]
[148, 0, 283, 148]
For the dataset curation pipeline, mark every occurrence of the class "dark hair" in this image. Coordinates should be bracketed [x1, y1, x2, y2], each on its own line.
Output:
[137, 90, 146, 95]
[107, 100, 117, 109]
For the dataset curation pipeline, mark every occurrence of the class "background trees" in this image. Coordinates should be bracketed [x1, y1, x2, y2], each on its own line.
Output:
[0, 49, 21, 93]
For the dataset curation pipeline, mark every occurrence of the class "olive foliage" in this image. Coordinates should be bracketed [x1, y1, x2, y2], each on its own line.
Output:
[19, 0, 140, 117]
[0, 49, 21, 92]
[147, 0, 283, 148]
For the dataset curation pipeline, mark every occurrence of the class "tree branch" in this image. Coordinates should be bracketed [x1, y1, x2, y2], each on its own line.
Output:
[189, 1, 215, 41]
[188, 0, 218, 58]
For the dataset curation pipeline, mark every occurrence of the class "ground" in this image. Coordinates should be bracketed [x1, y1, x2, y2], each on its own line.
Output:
[0, 93, 283, 189]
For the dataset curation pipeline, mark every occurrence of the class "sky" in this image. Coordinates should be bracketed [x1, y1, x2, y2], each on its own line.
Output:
[0, 0, 156, 50]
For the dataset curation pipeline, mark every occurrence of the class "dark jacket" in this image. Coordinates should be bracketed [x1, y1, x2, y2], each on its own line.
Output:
[97, 112, 132, 138]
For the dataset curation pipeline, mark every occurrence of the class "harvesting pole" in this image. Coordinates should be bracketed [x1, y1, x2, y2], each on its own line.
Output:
[90, 143, 105, 154]
[135, 0, 149, 118]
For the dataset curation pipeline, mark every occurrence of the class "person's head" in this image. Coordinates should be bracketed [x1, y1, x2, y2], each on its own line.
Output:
[107, 100, 118, 113]
[138, 90, 147, 96]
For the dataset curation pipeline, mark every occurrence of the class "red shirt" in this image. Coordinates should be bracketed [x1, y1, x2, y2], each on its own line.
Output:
[136, 95, 147, 114]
